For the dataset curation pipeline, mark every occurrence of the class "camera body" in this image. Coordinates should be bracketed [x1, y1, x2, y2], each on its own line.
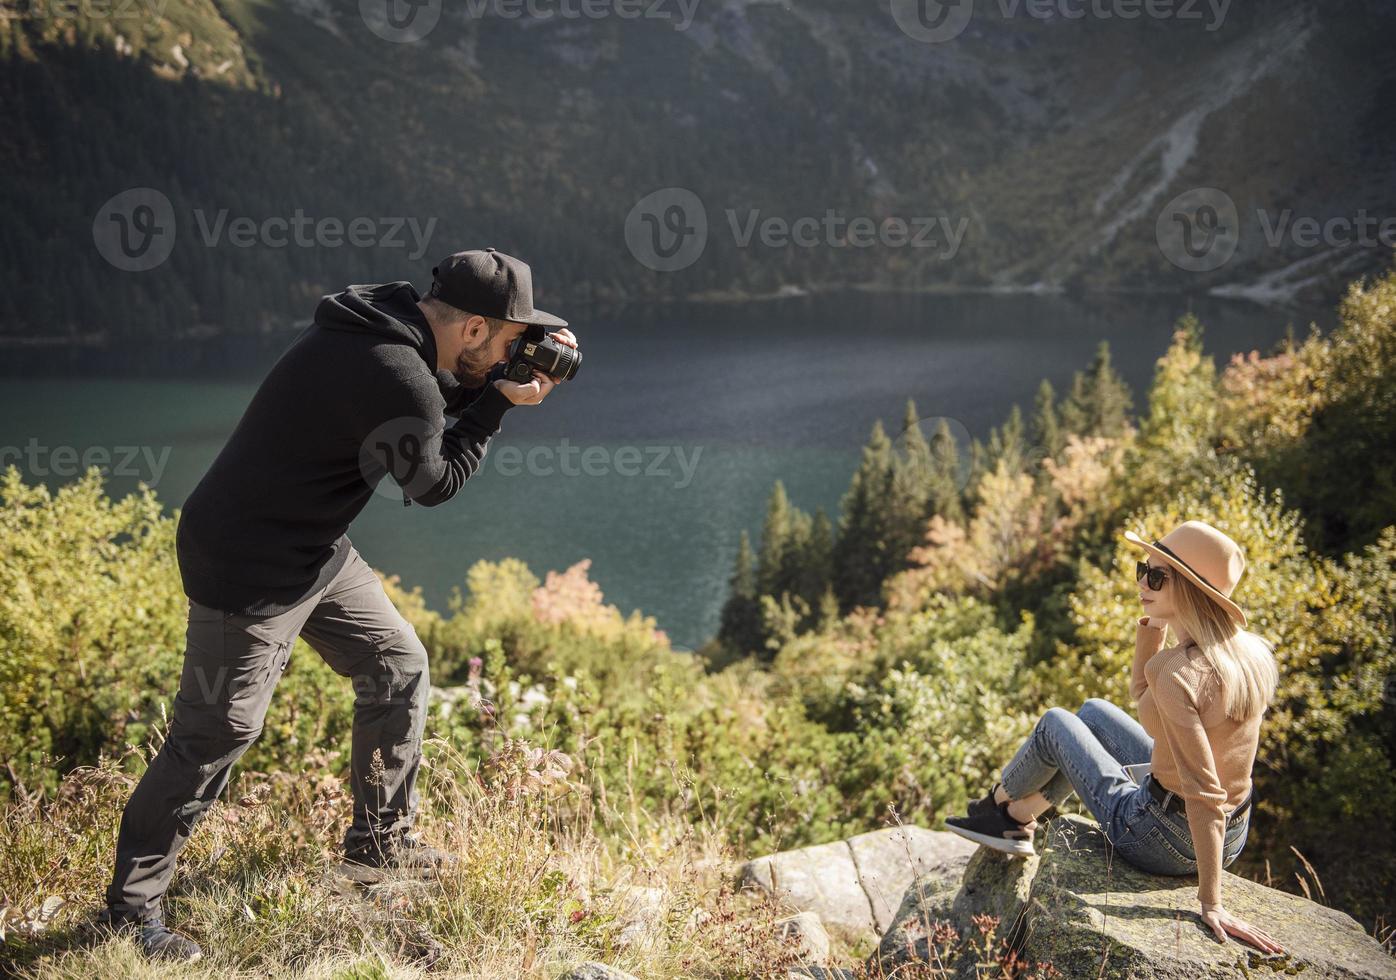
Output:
[503, 324, 581, 383]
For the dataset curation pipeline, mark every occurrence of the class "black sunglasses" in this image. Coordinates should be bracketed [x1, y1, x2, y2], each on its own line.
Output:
[1136, 560, 1170, 591]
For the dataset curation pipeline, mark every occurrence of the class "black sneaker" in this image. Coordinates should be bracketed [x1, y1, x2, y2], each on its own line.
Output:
[965, 783, 1001, 818]
[945, 800, 1037, 857]
[97, 909, 203, 963]
[338, 834, 458, 884]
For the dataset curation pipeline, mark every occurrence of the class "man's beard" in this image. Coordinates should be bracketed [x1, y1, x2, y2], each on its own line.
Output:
[454, 338, 496, 388]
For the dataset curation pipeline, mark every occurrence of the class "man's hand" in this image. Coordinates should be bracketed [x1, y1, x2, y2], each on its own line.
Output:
[495, 369, 556, 405]
[493, 329, 578, 406]
[1201, 905, 1284, 954]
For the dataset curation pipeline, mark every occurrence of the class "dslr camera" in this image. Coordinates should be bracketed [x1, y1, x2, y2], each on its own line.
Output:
[503, 323, 581, 383]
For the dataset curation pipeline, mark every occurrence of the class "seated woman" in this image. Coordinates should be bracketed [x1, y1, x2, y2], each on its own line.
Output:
[946, 520, 1284, 953]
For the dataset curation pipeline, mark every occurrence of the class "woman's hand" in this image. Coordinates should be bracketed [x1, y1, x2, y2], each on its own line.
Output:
[1200, 905, 1284, 954]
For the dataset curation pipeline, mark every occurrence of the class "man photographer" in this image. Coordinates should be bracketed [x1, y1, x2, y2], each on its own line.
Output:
[101, 249, 578, 962]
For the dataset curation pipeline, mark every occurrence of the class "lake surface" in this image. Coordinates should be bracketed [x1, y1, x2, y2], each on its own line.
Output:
[0, 291, 1324, 650]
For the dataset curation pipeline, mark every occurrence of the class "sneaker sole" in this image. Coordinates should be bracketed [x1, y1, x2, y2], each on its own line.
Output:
[945, 823, 1036, 857]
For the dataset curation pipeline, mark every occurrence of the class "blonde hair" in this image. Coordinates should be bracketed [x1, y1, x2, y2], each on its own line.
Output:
[1167, 572, 1278, 721]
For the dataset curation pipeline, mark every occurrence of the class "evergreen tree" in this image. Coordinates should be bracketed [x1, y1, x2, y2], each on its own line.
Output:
[797, 508, 835, 601]
[832, 421, 898, 609]
[983, 404, 1027, 479]
[716, 530, 762, 654]
[755, 481, 793, 597]
[1060, 341, 1134, 438]
[1030, 379, 1064, 460]
[1138, 314, 1218, 458]
[927, 419, 965, 525]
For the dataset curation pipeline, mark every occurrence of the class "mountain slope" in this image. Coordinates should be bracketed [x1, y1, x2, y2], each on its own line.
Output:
[1, 0, 1392, 340]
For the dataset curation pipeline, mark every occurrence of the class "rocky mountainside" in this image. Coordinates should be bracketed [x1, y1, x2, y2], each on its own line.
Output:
[1, 0, 1393, 339]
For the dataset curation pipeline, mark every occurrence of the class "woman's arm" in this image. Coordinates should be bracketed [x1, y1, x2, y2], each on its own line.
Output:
[1130, 616, 1168, 703]
[1154, 666, 1284, 953]
[1153, 667, 1228, 909]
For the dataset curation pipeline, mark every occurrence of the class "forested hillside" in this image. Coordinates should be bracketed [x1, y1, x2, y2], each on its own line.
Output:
[2, 0, 1393, 340]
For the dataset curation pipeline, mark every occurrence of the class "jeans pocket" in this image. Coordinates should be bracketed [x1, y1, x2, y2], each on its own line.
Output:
[1113, 807, 1197, 876]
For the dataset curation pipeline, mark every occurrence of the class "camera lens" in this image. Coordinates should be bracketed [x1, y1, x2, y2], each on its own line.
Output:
[552, 344, 581, 381]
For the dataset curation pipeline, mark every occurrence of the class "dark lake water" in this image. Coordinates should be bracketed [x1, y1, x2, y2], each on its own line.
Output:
[0, 290, 1324, 650]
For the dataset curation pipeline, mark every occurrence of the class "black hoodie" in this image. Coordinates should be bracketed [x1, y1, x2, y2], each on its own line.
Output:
[176, 281, 515, 614]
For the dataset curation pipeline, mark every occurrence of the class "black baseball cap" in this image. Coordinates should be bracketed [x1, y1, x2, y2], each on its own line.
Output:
[429, 248, 567, 328]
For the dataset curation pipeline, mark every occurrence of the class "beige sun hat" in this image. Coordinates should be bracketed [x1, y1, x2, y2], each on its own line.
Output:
[1124, 520, 1248, 627]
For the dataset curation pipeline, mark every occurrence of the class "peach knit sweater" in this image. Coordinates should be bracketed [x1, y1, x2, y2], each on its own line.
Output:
[1131, 618, 1262, 909]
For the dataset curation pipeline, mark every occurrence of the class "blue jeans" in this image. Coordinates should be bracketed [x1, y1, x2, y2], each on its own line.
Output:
[1000, 698, 1250, 876]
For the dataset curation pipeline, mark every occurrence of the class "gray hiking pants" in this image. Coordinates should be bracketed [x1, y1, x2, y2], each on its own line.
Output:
[106, 546, 430, 921]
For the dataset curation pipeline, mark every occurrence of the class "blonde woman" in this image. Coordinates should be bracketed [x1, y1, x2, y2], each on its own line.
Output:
[946, 521, 1284, 954]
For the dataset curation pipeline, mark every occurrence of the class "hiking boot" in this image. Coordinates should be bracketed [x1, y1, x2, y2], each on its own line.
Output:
[338, 834, 458, 884]
[97, 909, 203, 963]
[945, 799, 1037, 857]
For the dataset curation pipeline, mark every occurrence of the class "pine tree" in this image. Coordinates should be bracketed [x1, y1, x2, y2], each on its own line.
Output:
[984, 404, 1027, 478]
[833, 421, 898, 609]
[717, 530, 762, 654]
[927, 419, 965, 525]
[1060, 341, 1134, 438]
[1030, 379, 1064, 460]
[1138, 314, 1218, 457]
[756, 481, 793, 597]
[798, 508, 834, 601]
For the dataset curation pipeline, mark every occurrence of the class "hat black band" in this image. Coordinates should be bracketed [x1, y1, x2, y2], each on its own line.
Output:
[1152, 539, 1220, 594]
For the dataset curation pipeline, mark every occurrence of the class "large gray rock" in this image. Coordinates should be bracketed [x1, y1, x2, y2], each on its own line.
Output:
[558, 964, 639, 980]
[1022, 816, 1396, 979]
[872, 845, 1038, 974]
[848, 825, 978, 932]
[774, 911, 831, 966]
[738, 825, 976, 936]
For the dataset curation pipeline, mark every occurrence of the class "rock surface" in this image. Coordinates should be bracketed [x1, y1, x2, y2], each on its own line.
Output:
[872, 815, 1396, 979]
[558, 964, 640, 980]
[1021, 816, 1396, 979]
[873, 845, 1038, 973]
[739, 825, 976, 935]
[774, 911, 831, 966]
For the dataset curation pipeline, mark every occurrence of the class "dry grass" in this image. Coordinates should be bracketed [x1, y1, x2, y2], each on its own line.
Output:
[0, 738, 813, 979]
